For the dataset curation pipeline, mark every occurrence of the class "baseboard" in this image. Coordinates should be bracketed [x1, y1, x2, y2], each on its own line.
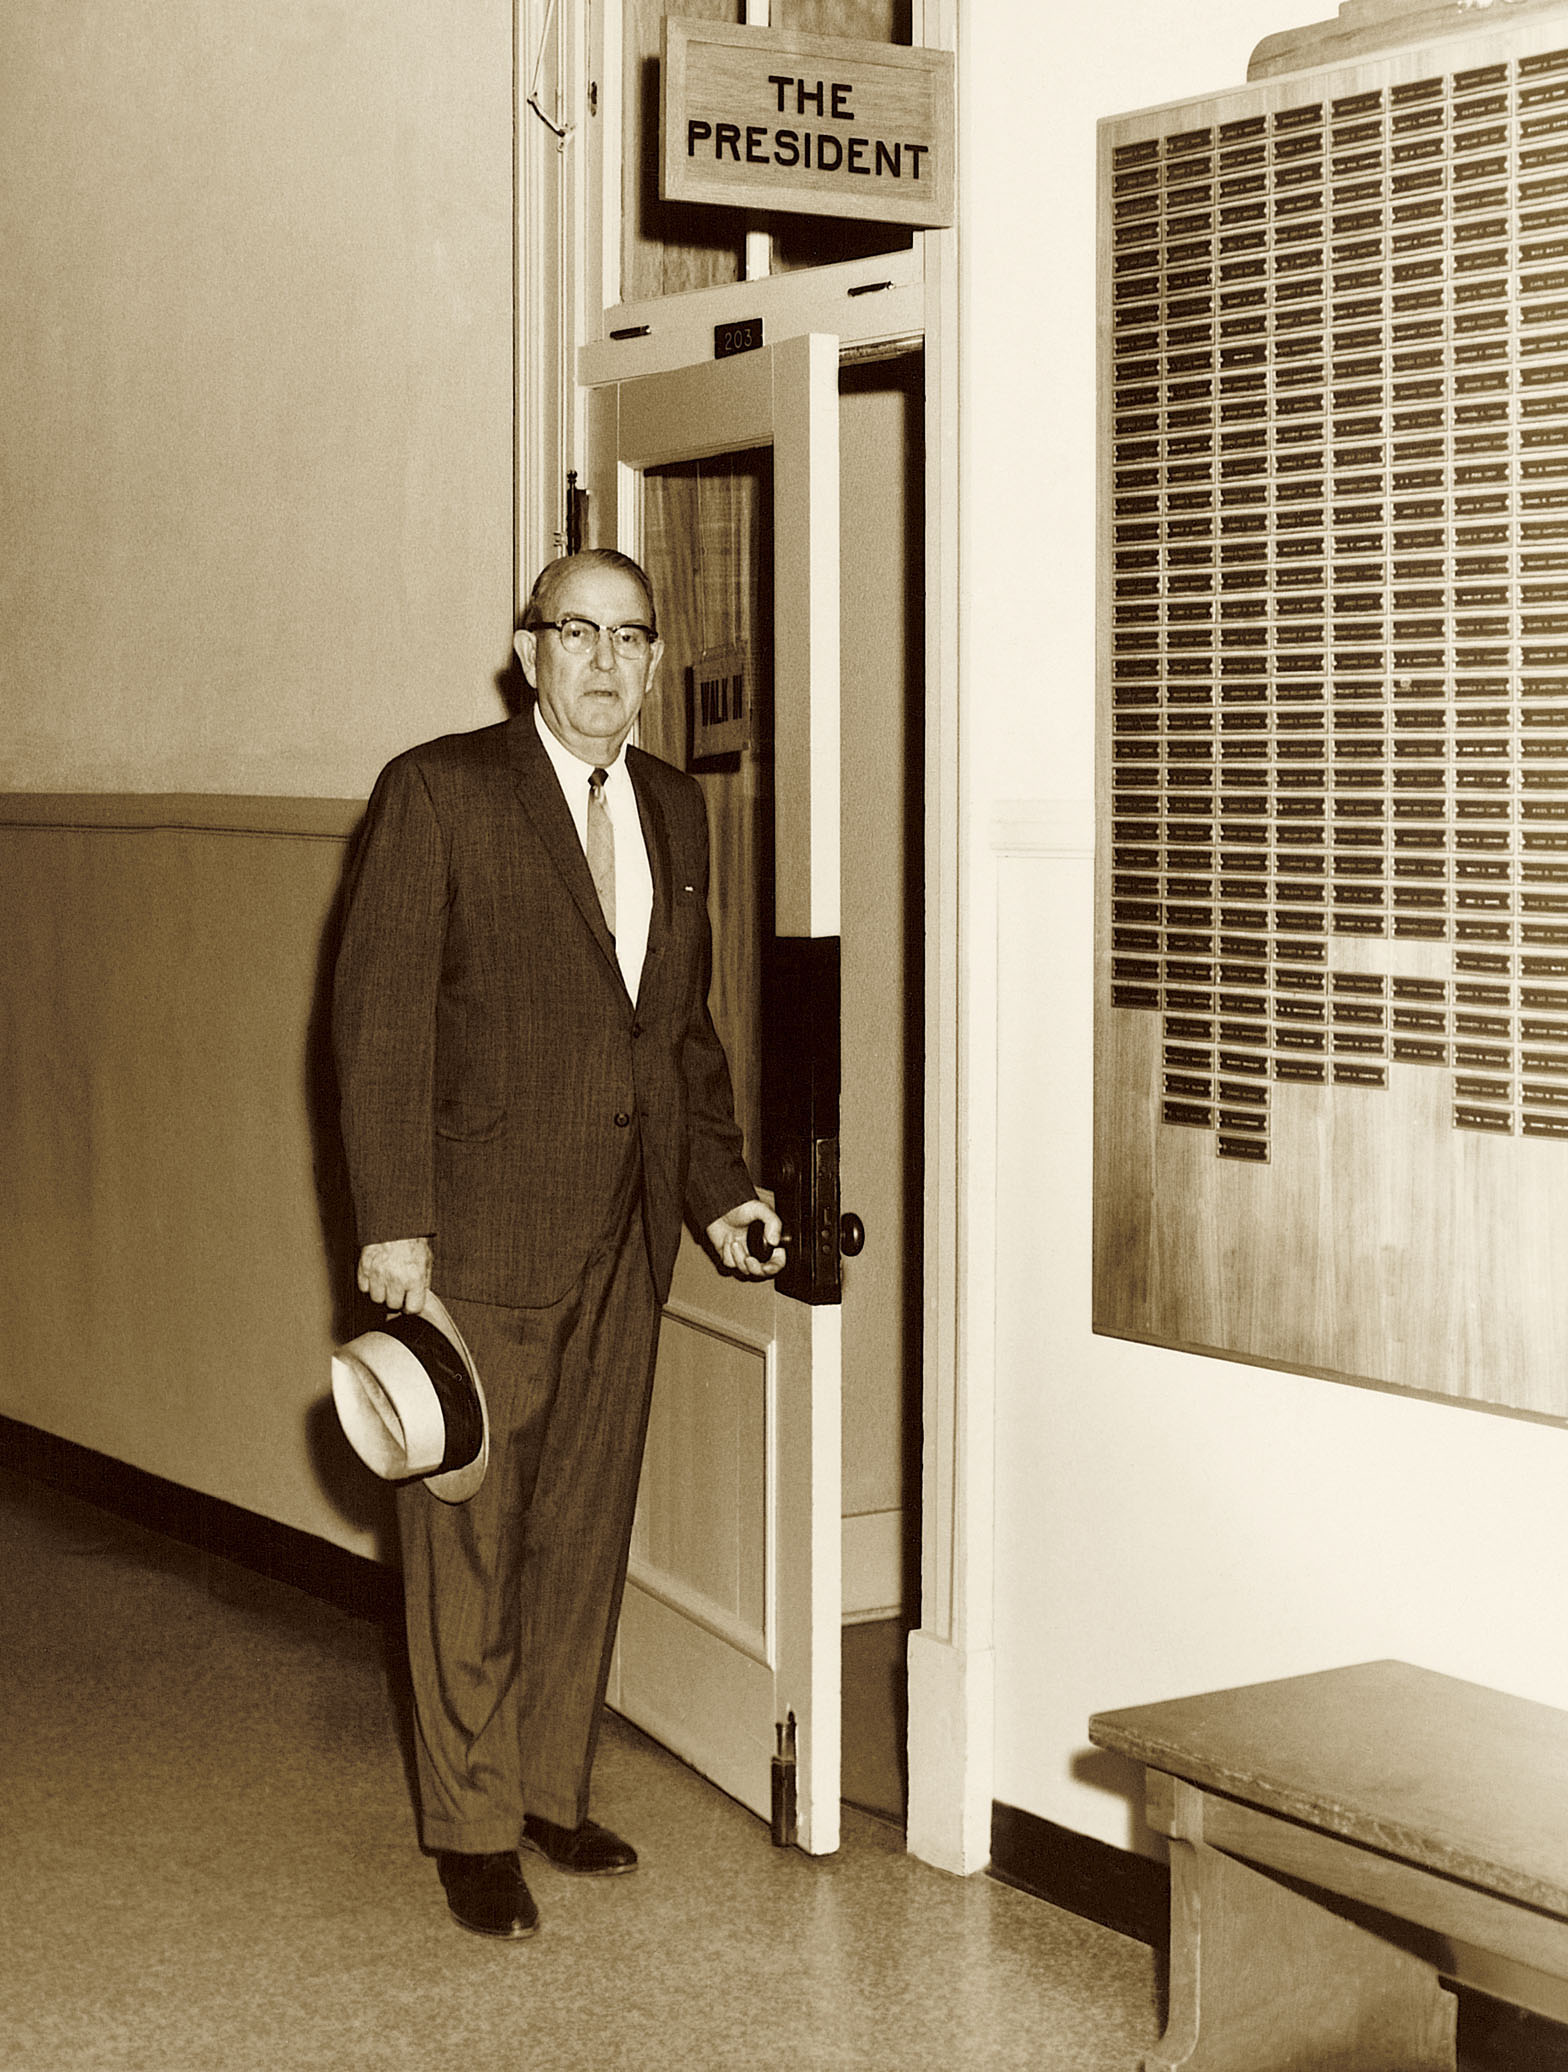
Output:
[0, 1414, 400, 1624]
[988, 1801, 1170, 1950]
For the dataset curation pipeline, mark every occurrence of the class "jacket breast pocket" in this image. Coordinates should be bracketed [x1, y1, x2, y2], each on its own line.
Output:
[670, 879, 707, 941]
[661, 883, 707, 981]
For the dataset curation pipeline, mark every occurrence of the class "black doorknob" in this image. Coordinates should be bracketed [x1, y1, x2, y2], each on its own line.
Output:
[839, 1212, 865, 1257]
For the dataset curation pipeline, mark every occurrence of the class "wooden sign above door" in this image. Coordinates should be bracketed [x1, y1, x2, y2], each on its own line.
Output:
[660, 18, 954, 230]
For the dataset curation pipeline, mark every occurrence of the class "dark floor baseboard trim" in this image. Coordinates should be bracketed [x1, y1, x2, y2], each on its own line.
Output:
[988, 1800, 1170, 1949]
[0, 1415, 401, 1624]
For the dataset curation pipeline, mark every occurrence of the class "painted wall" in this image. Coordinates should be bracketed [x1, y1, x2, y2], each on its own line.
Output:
[967, 0, 1568, 1853]
[0, 0, 512, 1550]
[0, 0, 514, 799]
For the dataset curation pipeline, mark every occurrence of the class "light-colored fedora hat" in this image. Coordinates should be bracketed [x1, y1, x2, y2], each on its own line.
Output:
[330, 1291, 489, 1504]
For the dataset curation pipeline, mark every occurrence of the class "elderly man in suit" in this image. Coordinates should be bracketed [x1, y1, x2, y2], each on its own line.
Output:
[333, 547, 784, 1940]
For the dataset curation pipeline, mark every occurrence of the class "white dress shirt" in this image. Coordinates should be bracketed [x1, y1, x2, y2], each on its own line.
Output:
[533, 703, 654, 1003]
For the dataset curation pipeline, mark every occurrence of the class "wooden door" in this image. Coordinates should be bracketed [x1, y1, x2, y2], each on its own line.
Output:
[588, 334, 843, 1854]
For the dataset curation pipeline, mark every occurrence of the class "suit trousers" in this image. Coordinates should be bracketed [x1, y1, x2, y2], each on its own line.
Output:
[396, 1166, 663, 1850]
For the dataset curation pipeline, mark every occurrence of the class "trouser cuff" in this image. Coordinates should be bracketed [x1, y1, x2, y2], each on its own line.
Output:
[421, 1817, 524, 1856]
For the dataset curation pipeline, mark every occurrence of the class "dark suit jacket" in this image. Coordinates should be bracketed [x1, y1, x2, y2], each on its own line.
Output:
[332, 710, 755, 1308]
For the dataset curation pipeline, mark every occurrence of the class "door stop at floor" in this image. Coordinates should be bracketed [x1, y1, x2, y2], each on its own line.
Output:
[771, 1711, 798, 1847]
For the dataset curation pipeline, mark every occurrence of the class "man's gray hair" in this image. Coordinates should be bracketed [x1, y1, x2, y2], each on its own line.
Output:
[519, 549, 658, 634]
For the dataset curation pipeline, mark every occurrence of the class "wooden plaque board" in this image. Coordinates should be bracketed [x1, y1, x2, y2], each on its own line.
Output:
[1251, 0, 1568, 82]
[1093, 6, 1568, 1417]
[660, 17, 954, 229]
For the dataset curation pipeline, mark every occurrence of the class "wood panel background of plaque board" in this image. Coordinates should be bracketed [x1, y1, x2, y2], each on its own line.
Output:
[1093, 4, 1568, 1416]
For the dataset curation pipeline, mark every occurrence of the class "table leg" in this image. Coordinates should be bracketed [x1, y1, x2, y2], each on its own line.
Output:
[1148, 1833, 1457, 2072]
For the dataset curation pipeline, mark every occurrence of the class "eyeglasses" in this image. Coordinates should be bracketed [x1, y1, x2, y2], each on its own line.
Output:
[534, 616, 657, 660]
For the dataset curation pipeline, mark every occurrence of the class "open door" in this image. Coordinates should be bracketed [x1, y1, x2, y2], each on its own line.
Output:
[587, 333, 843, 1855]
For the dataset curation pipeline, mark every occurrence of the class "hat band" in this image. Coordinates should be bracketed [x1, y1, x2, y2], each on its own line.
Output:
[382, 1309, 485, 1478]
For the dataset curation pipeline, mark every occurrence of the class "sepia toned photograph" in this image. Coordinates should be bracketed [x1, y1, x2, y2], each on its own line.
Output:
[7, 1, 1568, 2066]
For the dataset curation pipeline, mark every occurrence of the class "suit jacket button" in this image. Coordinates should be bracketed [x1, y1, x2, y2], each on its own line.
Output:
[614, 1110, 632, 1127]
[630, 1021, 643, 1039]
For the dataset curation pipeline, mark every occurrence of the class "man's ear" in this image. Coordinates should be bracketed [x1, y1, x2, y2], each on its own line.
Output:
[644, 637, 665, 695]
[513, 627, 537, 687]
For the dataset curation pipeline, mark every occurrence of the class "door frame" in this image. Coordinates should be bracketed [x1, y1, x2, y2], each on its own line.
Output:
[515, 0, 993, 1876]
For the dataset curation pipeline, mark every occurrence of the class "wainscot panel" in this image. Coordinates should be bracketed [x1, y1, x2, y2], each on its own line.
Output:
[0, 795, 396, 1562]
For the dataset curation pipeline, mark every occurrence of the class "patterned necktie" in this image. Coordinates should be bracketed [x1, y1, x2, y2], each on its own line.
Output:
[587, 767, 616, 937]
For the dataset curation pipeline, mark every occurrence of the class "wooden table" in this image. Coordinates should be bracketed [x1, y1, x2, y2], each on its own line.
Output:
[1089, 1661, 1568, 2071]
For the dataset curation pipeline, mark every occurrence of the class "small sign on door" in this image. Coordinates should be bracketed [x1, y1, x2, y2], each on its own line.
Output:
[690, 642, 752, 764]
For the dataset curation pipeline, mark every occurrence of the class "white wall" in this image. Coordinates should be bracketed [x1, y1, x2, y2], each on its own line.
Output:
[966, 0, 1568, 1854]
[0, 0, 513, 799]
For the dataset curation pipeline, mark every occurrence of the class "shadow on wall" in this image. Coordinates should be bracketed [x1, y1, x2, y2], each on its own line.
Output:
[300, 803, 404, 1564]
[496, 646, 528, 718]
[305, 827, 363, 1351]
[1069, 1743, 1169, 1868]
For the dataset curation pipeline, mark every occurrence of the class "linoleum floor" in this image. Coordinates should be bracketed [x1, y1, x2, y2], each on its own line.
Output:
[8, 1468, 1568, 2070]
[0, 1468, 1158, 2071]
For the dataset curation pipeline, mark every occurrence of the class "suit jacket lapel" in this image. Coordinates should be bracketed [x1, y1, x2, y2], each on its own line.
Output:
[505, 712, 624, 986]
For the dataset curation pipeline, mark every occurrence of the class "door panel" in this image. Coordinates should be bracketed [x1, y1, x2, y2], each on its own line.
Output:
[632, 1309, 769, 1658]
[590, 334, 842, 1854]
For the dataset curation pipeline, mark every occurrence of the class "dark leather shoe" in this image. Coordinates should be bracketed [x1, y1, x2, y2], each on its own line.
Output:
[522, 1814, 638, 1876]
[436, 1850, 540, 1938]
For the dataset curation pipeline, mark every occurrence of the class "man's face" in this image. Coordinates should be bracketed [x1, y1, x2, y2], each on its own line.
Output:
[514, 563, 663, 765]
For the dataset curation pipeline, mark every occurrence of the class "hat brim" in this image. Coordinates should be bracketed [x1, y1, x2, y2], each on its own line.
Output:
[417, 1292, 489, 1504]
[330, 1289, 489, 1504]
